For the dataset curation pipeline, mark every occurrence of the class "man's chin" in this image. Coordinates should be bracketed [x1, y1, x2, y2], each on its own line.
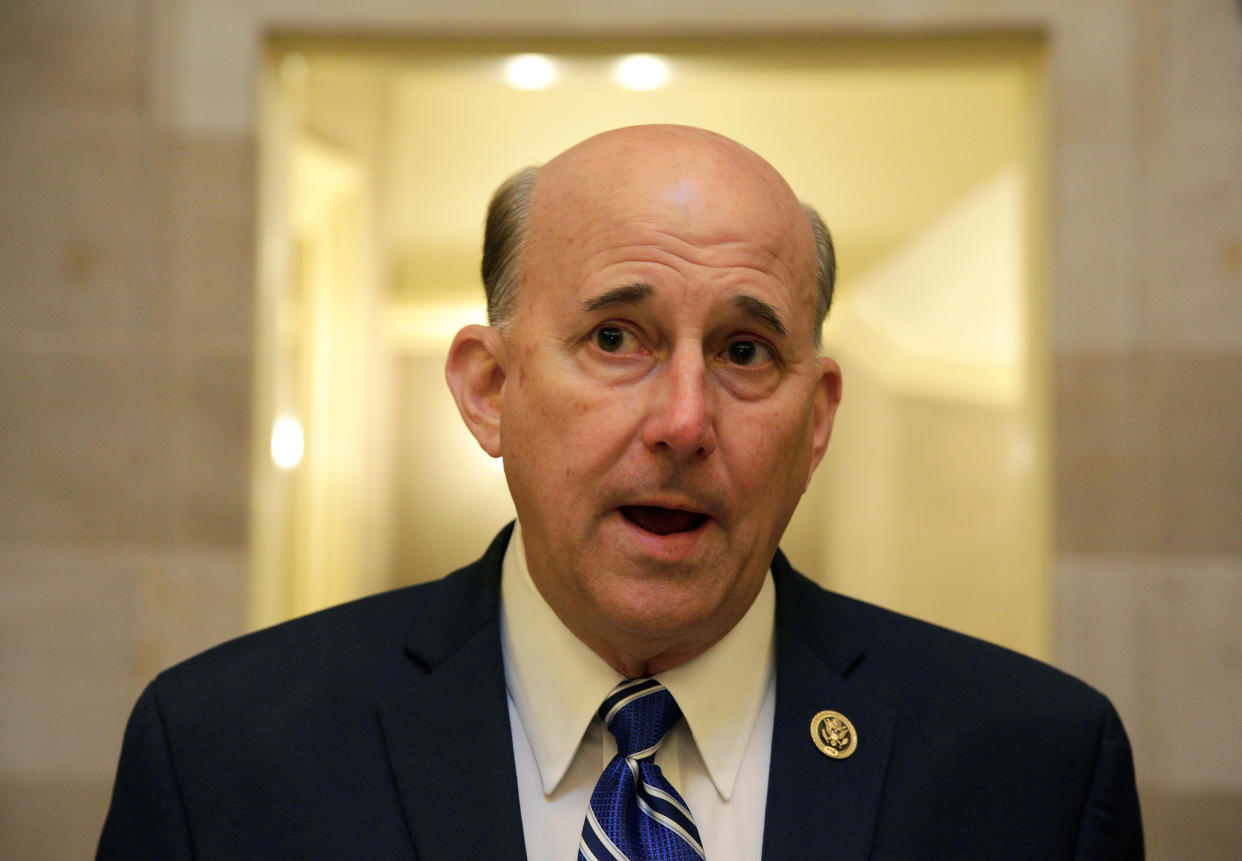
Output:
[584, 578, 739, 652]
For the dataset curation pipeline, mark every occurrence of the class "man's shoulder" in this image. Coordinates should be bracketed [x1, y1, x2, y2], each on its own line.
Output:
[775, 560, 1112, 719]
[149, 538, 508, 723]
[164, 579, 426, 684]
[771, 565, 1142, 856]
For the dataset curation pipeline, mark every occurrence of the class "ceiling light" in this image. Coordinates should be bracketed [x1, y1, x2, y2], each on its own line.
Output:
[613, 54, 670, 91]
[504, 54, 557, 91]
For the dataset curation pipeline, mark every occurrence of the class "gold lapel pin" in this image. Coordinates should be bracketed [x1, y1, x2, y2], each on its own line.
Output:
[810, 710, 858, 759]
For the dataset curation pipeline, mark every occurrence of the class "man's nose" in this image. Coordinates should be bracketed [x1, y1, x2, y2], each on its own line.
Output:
[640, 347, 718, 460]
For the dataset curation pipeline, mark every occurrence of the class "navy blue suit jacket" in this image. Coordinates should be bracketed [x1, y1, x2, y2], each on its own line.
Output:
[99, 525, 1143, 858]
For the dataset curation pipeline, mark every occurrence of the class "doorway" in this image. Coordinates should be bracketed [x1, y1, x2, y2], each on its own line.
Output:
[253, 33, 1051, 658]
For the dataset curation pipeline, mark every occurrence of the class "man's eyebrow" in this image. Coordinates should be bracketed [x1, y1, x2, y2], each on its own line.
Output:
[582, 283, 653, 312]
[733, 294, 787, 338]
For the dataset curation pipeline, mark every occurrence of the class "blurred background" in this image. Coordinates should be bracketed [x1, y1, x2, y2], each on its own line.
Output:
[1, 2, 1239, 858]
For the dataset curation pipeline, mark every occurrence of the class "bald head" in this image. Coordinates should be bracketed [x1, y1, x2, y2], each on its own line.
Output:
[481, 125, 835, 342]
[535, 125, 804, 228]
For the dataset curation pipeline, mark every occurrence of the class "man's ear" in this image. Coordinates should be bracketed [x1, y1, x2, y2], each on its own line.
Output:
[445, 324, 506, 458]
[805, 355, 843, 490]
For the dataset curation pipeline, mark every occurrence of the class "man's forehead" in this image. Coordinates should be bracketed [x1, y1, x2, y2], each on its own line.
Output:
[525, 127, 814, 271]
[534, 126, 797, 214]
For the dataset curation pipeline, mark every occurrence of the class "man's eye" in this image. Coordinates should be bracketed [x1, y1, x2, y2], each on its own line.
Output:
[594, 326, 628, 353]
[725, 339, 773, 366]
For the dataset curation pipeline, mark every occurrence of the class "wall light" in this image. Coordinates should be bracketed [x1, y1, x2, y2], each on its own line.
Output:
[271, 416, 305, 469]
[504, 54, 557, 90]
[613, 54, 670, 91]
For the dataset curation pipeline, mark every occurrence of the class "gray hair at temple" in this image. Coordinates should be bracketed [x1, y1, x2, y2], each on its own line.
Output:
[480, 165, 837, 346]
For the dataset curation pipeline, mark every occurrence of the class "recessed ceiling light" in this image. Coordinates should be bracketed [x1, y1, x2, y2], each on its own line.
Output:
[504, 54, 557, 91]
[613, 54, 670, 91]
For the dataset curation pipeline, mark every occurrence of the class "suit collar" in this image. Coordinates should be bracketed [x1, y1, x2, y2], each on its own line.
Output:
[377, 525, 528, 861]
[762, 551, 896, 860]
[376, 531, 895, 861]
[771, 549, 868, 678]
[401, 525, 513, 669]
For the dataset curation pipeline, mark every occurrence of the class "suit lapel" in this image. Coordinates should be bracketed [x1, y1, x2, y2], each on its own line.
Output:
[376, 528, 527, 861]
[373, 532, 894, 860]
[762, 556, 896, 861]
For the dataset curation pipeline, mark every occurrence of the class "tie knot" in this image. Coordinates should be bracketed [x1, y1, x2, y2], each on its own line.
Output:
[598, 678, 683, 760]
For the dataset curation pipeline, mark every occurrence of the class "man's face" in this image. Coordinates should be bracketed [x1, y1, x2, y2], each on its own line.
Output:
[492, 129, 840, 669]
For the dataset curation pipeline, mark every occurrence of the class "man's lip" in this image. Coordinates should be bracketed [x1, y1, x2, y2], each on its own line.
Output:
[615, 498, 715, 519]
[616, 503, 715, 537]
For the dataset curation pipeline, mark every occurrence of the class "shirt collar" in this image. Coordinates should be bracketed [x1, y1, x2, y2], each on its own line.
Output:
[500, 520, 775, 801]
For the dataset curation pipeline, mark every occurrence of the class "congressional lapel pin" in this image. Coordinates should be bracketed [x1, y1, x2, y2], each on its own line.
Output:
[810, 710, 858, 760]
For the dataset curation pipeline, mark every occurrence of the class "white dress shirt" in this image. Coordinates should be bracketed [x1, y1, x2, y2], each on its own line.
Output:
[500, 521, 775, 860]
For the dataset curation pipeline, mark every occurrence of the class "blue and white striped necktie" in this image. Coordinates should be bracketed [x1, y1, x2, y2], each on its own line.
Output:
[578, 678, 705, 861]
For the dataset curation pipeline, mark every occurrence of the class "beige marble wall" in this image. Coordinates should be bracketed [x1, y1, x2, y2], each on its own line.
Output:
[0, 3, 251, 857]
[1050, 3, 1242, 858]
[1, 0, 1239, 857]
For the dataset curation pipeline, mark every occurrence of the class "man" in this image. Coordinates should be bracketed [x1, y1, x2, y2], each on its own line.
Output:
[99, 126, 1143, 859]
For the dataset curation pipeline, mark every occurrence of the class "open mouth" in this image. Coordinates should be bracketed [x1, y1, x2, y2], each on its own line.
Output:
[620, 505, 709, 536]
